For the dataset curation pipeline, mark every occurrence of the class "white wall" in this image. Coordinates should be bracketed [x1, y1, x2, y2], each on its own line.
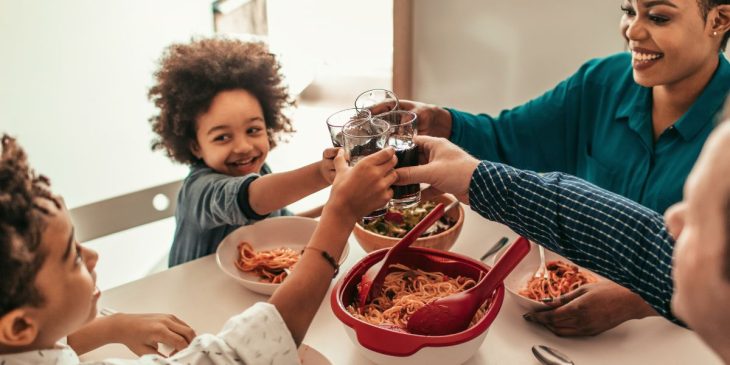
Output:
[0, 0, 395, 289]
[0, 0, 213, 208]
[412, 0, 625, 113]
[0, 0, 214, 289]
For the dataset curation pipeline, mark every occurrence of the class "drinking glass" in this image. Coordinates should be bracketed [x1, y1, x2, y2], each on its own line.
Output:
[342, 117, 391, 219]
[354, 88, 400, 114]
[326, 108, 371, 147]
[374, 110, 420, 209]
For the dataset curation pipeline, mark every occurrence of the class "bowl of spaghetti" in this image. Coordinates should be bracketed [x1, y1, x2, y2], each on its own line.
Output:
[330, 246, 504, 365]
[352, 194, 464, 253]
[494, 241, 599, 311]
[216, 216, 350, 295]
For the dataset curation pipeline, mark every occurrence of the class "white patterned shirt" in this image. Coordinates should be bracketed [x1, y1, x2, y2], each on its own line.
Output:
[0, 302, 299, 365]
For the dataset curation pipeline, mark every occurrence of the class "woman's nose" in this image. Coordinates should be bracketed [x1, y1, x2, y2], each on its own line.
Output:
[624, 18, 647, 42]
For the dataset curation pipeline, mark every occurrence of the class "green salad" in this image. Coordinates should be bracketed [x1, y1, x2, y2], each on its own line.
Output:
[362, 201, 456, 238]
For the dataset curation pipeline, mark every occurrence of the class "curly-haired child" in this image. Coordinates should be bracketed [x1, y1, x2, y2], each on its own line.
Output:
[0, 134, 197, 359]
[148, 38, 337, 266]
[0, 134, 397, 364]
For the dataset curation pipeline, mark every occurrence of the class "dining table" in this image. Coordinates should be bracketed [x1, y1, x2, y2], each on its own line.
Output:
[81, 206, 722, 365]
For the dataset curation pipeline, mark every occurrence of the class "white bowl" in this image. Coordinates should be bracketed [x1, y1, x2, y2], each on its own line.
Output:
[494, 241, 601, 312]
[216, 216, 350, 295]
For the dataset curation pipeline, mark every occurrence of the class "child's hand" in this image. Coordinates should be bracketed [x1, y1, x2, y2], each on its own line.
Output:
[110, 313, 196, 356]
[328, 148, 397, 221]
[319, 147, 338, 184]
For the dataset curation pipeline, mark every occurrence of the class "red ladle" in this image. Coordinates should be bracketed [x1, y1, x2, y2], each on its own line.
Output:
[357, 200, 460, 308]
[406, 236, 531, 336]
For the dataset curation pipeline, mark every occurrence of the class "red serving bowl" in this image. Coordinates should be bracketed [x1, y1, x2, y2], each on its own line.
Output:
[330, 246, 504, 365]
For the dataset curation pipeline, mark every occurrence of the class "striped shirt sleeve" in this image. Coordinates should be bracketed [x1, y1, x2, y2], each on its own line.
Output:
[468, 161, 679, 323]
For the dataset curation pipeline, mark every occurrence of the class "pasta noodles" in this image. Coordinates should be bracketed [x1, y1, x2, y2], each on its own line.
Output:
[519, 260, 597, 301]
[348, 264, 488, 332]
[235, 241, 300, 283]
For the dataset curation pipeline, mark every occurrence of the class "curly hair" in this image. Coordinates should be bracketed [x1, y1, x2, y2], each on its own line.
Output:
[148, 38, 294, 165]
[0, 134, 59, 315]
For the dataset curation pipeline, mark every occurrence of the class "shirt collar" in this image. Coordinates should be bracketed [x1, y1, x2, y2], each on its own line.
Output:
[673, 55, 730, 141]
[615, 54, 730, 142]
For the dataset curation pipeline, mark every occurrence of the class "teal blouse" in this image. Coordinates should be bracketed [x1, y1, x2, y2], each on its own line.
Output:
[449, 52, 730, 214]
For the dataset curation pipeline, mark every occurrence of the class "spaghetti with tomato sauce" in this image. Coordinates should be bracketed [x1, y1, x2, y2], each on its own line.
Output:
[348, 264, 488, 332]
[519, 260, 597, 301]
[235, 241, 300, 283]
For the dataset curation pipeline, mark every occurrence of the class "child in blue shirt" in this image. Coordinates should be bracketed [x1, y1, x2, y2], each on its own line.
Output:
[148, 38, 337, 266]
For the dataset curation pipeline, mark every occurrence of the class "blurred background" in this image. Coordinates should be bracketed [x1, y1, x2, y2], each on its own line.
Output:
[0, 0, 623, 289]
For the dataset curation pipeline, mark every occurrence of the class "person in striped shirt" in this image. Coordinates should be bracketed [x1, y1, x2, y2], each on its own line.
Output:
[394, 105, 730, 362]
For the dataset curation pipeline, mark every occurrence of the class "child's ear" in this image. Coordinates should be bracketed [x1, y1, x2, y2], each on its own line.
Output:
[0, 309, 39, 347]
[189, 140, 202, 159]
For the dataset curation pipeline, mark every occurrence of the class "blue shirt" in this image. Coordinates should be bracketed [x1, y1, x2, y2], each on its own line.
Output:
[469, 161, 677, 323]
[450, 53, 730, 214]
[169, 163, 292, 266]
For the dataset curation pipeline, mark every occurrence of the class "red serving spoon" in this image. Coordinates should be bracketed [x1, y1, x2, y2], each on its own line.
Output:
[357, 200, 460, 308]
[406, 236, 531, 336]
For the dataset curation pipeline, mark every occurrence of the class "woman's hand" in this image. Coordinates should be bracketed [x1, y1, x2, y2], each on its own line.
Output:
[370, 100, 453, 139]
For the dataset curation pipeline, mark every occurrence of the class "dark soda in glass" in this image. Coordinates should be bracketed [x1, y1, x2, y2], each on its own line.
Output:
[390, 137, 420, 207]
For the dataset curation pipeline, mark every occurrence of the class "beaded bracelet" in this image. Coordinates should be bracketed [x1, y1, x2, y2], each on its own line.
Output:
[302, 246, 340, 278]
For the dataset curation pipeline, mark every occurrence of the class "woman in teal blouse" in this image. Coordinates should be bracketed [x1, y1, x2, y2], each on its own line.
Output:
[394, 0, 730, 336]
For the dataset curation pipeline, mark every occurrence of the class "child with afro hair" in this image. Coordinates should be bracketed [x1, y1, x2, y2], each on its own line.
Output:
[149, 38, 337, 266]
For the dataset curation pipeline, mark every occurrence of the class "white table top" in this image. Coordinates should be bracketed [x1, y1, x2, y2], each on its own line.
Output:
[81, 208, 721, 365]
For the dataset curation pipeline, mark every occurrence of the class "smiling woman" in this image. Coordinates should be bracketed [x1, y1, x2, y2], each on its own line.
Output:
[393, 0, 730, 337]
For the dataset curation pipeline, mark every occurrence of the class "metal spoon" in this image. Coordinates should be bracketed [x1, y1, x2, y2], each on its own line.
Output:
[532, 345, 575, 365]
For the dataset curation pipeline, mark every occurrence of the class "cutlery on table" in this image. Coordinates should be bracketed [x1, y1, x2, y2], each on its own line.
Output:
[480, 236, 510, 261]
[532, 344, 575, 365]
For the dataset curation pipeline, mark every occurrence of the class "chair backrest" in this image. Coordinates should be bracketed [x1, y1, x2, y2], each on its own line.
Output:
[69, 180, 182, 242]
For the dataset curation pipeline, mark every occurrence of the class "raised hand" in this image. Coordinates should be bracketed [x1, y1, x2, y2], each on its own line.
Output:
[394, 135, 479, 204]
[328, 148, 397, 222]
